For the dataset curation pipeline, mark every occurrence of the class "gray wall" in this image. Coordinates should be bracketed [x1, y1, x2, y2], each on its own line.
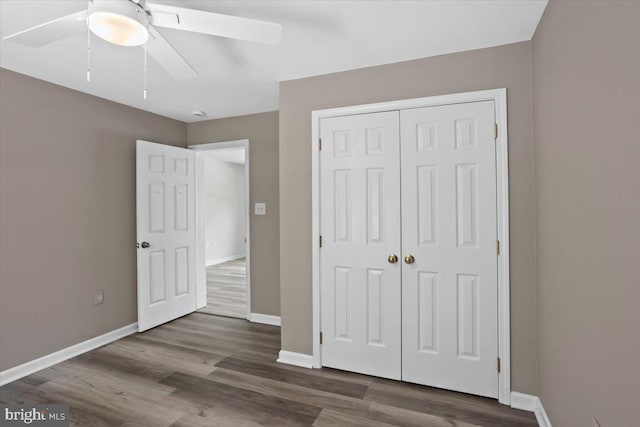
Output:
[187, 112, 280, 317]
[532, 2, 640, 426]
[279, 42, 538, 394]
[0, 69, 186, 371]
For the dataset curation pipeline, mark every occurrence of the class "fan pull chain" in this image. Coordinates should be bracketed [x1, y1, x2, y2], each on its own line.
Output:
[86, 14, 91, 82]
[143, 42, 148, 99]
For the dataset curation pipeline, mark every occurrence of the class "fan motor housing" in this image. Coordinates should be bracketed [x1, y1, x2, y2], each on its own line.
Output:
[91, 0, 151, 24]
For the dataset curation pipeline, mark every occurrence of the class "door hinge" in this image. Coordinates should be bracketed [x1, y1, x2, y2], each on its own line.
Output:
[320, 332, 323, 344]
[319, 138, 322, 151]
[319, 235, 323, 248]
[494, 123, 498, 139]
[496, 240, 500, 255]
[497, 357, 501, 373]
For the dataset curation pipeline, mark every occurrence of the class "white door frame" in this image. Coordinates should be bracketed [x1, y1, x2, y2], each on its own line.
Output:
[188, 139, 251, 320]
[311, 88, 511, 405]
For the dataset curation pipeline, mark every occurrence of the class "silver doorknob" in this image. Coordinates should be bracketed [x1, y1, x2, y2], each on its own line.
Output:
[141, 242, 150, 249]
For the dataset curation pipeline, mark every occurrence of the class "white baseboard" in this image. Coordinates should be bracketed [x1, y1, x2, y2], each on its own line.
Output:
[277, 350, 314, 369]
[249, 313, 281, 326]
[206, 254, 245, 266]
[0, 323, 138, 386]
[511, 392, 552, 427]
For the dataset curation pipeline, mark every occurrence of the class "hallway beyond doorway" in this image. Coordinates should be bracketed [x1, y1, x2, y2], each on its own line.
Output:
[199, 258, 247, 319]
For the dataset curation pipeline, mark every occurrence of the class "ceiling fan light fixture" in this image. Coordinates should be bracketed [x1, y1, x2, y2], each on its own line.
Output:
[88, 1, 150, 47]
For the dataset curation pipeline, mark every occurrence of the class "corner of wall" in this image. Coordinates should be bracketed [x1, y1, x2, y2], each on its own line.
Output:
[528, 26, 541, 398]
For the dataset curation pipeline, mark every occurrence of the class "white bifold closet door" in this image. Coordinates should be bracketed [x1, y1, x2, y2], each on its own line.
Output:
[319, 101, 499, 399]
[400, 101, 498, 398]
[320, 111, 402, 379]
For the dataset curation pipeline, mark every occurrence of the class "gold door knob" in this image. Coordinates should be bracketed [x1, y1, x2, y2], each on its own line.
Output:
[404, 255, 415, 264]
[388, 254, 398, 264]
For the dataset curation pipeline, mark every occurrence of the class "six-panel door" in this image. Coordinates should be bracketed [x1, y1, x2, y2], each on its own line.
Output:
[319, 101, 499, 397]
[400, 101, 498, 398]
[137, 140, 197, 332]
[320, 111, 402, 379]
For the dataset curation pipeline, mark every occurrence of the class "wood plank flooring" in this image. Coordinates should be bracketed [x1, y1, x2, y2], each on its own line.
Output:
[0, 313, 537, 426]
[198, 258, 247, 319]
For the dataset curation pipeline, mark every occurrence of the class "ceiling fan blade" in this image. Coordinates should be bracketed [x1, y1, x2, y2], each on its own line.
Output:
[146, 3, 282, 45]
[2, 10, 88, 47]
[146, 25, 198, 80]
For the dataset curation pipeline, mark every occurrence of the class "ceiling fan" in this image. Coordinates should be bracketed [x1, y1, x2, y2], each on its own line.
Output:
[2, 0, 283, 80]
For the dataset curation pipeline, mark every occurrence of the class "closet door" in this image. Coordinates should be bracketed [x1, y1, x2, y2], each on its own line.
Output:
[320, 111, 402, 379]
[400, 101, 499, 398]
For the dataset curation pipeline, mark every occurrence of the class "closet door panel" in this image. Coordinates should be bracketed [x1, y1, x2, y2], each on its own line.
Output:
[400, 101, 499, 398]
[320, 111, 402, 380]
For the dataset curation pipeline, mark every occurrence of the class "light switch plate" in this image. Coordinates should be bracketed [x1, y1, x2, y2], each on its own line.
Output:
[255, 203, 266, 215]
[94, 290, 104, 305]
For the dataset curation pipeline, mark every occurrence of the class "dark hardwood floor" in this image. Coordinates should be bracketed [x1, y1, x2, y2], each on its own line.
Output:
[0, 313, 537, 426]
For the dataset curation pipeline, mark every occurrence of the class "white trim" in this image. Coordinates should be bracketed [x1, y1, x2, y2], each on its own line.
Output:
[495, 88, 511, 405]
[189, 139, 251, 320]
[310, 88, 512, 403]
[206, 254, 245, 267]
[311, 100, 321, 370]
[277, 351, 314, 369]
[510, 392, 538, 412]
[189, 140, 250, 151]
[0, 323, 137, 386]
[511, 392, 552, 427]
[194, 151, 207, 309]
[249, 313, 281, 326]
[538, 403, 553, 427]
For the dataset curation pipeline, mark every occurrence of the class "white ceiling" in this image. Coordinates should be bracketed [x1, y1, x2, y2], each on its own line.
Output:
[0, 0, 547, 122]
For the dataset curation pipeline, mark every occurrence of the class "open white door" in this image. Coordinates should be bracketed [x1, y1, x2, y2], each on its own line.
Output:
[136, 140, 197, 332]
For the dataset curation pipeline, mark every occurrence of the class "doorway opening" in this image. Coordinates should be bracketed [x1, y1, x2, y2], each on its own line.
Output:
[191, 140, 250, 320]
